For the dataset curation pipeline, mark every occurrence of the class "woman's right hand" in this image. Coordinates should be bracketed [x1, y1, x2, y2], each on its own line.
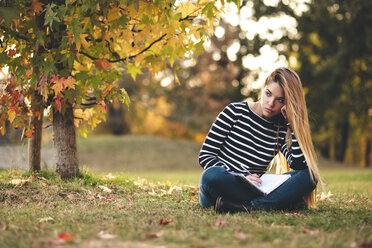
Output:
[246, 174, 263, 185]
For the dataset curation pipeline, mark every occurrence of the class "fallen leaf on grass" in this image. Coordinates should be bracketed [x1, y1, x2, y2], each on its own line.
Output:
[234, 231, 252, 240]
[145, 231, 164, 239]
[98, 185, 112, 193]
[317, 191, 333, 201]
[47, 233, 74, 246]
[101, 173, 116, 181]
[212, 218, 227, 228]
[159, 219, 173, 225]
[357, 197, 367, 203]
[303, 227, 320, 236]
[58, 233, 74, 242]
[284, 212, 302, 217]
[98, 230, 117, 239]
[39, 217, 55, 223]
[167, 185, 182, 195]
[99, 201, 106, 206]
[9, 179, 31, 188]
[350, 241, 372, 248]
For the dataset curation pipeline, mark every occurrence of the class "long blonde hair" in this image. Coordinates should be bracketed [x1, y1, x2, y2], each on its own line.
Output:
[264, 67, 322, 208]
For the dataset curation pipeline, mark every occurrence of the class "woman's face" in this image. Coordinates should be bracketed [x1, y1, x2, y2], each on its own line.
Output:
[260, 82, 285, 120]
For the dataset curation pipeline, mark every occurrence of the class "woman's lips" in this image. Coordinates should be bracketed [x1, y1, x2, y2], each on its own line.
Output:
[265, 108, 273, 113]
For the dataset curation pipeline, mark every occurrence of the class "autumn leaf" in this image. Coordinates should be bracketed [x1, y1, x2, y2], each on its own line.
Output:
[39, 217, 55, 223]
[98, 230, 117, 240]
[7, 49, 16, 57]
[64, 76, 76, 89]
[30, 0, 44, 15]
[8, 110, 16, 123]
[98, 185, 112, 193]
[212, 218, 227, 227]
[159, 219, 173, 225]
[58, 233, 74, 242]
[97, 59, 111, 71]
[9, 178, 32, 187]
[25, 126, 34, 138]
[55, 98, 62, 112]
[126, 63, 143, 80]
[107, 7, 121, 22]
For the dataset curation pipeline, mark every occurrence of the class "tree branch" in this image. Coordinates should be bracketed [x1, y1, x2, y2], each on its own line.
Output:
[0, 26, 29, 42]
[78, 33, 167, 63]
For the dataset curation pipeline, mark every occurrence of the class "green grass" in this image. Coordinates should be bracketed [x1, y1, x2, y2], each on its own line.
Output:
[0, 168, 371, 248]
[0, 135, 371, 247]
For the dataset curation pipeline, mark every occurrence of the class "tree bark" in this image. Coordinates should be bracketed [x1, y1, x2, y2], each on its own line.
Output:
[28, 93, 44, 172]
[53, 103, 79, 178]
[365, 138, 371, 167]
[336, 120, 349, 162]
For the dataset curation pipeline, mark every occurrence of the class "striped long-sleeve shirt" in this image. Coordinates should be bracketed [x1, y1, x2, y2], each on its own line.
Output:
[198, 102, 307, 174]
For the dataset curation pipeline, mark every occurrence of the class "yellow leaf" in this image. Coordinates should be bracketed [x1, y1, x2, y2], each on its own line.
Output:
[75, 40, 81, 52]
[126, 63, 143, 80]
[79, 34, 89, 48]
[8, 110, 16, 123]
[179, 2, 197, 18]
[107, 7, 121, 22]
[64, 76, 76, 89]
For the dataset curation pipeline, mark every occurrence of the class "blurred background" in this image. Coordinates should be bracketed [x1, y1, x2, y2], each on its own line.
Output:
[1, 0, 371, 173]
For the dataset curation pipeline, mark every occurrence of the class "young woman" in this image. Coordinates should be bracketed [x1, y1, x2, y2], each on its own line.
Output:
[198, 67, 322, 213]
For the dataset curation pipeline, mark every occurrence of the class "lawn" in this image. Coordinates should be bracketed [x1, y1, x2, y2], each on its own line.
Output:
[0, 135, 371, 248]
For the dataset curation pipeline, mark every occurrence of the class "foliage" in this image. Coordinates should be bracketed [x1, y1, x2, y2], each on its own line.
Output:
[0, 168, 371, 247]
[0, 0, 240, 138]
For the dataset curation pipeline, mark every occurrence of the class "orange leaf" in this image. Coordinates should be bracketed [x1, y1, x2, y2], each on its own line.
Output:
[64, 76, 76, 89]
[30, 0, 44, 15]
[159, 219, 173, 225]
[25, 126, 34, 138]
[97, 59, 111, 71]
[8, 49, 16, 57]
[58, 233, 74, 242]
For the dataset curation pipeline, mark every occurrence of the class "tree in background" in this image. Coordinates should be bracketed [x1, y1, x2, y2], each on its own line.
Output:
[121, 0, 372, 166]
[250, 0, 372, 165]
[0, 0, 240, 177]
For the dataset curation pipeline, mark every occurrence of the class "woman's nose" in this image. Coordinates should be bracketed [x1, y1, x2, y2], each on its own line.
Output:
[268, 98, 275, 107]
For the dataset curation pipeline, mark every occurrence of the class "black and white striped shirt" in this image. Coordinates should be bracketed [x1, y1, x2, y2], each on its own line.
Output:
[198, 102, 307, 174]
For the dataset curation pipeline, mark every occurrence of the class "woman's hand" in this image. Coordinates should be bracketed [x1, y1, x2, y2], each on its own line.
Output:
[281, 106, 287, 120]
[246, 174, 262, 185]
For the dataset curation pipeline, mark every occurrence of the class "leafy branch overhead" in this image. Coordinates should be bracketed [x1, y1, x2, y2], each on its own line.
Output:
[0, 0, 239, 138]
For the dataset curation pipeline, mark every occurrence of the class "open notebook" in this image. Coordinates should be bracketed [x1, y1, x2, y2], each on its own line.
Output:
[229, 172, 291, 196]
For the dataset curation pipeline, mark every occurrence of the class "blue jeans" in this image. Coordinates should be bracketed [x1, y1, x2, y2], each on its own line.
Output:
[199, 166, 317, 211]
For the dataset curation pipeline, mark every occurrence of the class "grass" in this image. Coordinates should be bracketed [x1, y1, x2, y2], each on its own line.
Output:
[0, 168, 371, 248]
[0, 135, 371, 247]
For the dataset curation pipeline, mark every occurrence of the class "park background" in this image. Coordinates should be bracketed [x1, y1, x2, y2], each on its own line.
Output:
[0, 0, 371, 247]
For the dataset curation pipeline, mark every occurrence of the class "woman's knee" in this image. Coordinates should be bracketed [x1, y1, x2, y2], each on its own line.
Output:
[199, 166, 226, 187]
[294, 169, 317, 190]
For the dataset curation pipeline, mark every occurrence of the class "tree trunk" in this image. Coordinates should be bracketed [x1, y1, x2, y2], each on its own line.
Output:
[28, 10, 44, 172]
[335, 120, 349, 162]
[28, 94, 43, 172]
[365, 138, 371, 167]
[53, 103, 79, 178]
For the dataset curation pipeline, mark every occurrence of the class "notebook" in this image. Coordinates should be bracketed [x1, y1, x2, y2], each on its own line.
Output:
[230, 172, 291, 196]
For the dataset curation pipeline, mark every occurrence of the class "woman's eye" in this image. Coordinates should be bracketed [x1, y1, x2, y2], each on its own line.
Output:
[278, 99, 284, 103]
[265, 91, 270, 96]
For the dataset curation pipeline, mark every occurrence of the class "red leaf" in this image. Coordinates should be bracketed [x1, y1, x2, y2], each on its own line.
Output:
[56, 98, 62, 112]
[159, 219, 173, 225]
[8, 49, 16, 57]
[58, 233, 74, 242]
[97, 59, 111, 71]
